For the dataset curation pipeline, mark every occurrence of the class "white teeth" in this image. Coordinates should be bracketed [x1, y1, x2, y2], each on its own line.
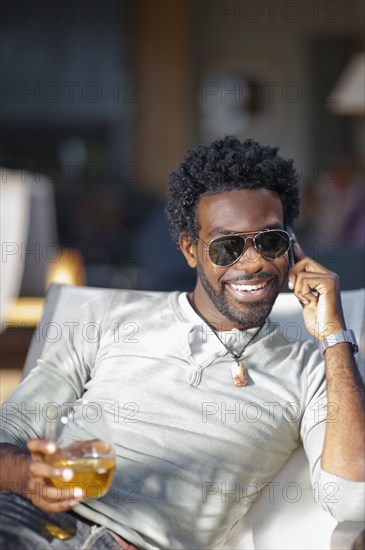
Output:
[230, 281, 267, 291]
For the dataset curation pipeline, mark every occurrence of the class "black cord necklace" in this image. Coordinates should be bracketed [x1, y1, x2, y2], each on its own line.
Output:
[212, 323, 264, 387]
[190, 293, 264, 387]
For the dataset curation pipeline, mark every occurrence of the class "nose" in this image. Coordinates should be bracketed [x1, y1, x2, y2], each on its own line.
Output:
[236, 237, 263, 269]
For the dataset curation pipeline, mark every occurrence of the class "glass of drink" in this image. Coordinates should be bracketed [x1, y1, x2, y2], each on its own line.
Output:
[44, 402, 116, 500]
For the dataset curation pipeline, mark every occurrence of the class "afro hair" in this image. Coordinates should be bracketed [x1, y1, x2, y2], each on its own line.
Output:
[166, 136, 300, 243]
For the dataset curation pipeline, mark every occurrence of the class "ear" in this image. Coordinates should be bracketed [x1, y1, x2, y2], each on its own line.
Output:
[178, 233, 198, 268]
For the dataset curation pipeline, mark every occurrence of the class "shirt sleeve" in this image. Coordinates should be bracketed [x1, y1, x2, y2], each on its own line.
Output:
[300, 343, 365, 522]
[0, 293, 110, 451]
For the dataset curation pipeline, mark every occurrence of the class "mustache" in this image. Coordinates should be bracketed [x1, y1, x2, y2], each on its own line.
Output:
[224, 272, 276, 283]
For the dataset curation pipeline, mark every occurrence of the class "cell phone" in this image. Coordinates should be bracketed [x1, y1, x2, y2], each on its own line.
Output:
[285, 225, 297, 269]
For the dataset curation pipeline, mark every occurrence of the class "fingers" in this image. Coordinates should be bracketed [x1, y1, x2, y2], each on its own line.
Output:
[27, 439, 57, 461]
[288, 256, 338, 293]
[28, 471, 82, 501]
[286, 254, 345, 339]
[290, 271, 337, 303]
[91, 440, 112, 454]
[26, 438, 83, 513]
[289, 255, 330, 276]
[27, 439, 57, 452]
[28, 475, 83, 513]
[36, 498, 80, 514]
[29, 461, 74, 482]
[292, 278, 320, 306]
[288, 255, 340, 306]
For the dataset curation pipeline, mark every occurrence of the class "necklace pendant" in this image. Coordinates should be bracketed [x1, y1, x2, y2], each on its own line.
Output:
[231, 360, 248, 387]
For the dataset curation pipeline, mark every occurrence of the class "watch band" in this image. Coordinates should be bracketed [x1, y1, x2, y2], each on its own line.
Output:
[319, 329, 359, 356]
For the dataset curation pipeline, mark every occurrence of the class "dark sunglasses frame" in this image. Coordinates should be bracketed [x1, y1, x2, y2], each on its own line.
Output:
[200, 228, 293, 267]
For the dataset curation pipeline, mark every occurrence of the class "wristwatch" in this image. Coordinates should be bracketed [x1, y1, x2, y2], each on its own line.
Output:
[319, 329, 359, 356]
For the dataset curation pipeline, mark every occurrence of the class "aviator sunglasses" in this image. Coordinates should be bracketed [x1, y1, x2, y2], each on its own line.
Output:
[201, 229, 292, 267]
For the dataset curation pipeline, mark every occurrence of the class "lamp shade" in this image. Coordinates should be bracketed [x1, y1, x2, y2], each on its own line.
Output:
[328, 52, 365, 116]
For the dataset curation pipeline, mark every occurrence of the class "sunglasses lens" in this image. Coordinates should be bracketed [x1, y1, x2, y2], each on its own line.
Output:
[207, 230, 291, 266]
[209, 236, 245, 266]
[256, 230, 290, 259]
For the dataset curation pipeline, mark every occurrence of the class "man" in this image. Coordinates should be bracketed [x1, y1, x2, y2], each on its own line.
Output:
[1, 137, 364, 549]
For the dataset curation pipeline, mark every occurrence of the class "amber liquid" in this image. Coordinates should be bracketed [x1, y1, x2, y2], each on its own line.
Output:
[48, 456, 115, 499]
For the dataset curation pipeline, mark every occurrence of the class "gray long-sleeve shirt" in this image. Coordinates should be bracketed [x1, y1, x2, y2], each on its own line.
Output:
[1, 290, 364, 549]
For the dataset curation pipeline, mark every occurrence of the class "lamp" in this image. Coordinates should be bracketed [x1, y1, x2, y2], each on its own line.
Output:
[327, 52, 365, 116]
[45, 248, 86, 289]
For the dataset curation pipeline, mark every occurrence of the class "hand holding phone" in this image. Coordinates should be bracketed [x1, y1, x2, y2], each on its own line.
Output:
[286, 227, 319, 298]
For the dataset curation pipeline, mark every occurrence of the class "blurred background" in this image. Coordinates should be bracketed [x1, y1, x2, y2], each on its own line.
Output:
[1, 0, 364, 393]
[2, 0, 364, 293]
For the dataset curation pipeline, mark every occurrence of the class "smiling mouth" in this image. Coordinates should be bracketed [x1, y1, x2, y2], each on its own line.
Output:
[229, 280, 269, 292]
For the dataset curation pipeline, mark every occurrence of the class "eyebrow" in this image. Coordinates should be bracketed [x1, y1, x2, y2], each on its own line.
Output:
[207, 223, 284, 239]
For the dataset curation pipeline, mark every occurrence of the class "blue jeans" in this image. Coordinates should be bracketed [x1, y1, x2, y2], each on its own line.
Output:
[0, 492, 122, 549]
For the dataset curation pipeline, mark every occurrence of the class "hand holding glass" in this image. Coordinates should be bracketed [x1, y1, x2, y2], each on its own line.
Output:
[44, 403, 115, 500]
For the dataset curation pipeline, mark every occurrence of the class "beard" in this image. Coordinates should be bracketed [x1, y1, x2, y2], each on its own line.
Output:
[196, 263, 281, 328]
